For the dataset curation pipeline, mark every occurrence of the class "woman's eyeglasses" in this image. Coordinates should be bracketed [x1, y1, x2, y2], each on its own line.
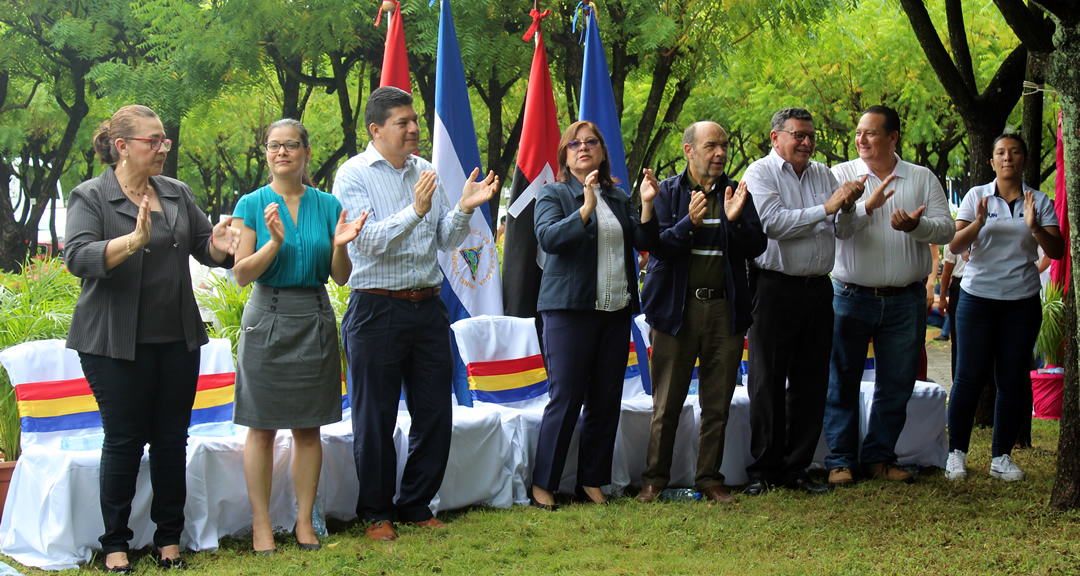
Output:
[128, 137, 173, 152]
[567, 138, 601, 152]
[266, 140, 303, 153]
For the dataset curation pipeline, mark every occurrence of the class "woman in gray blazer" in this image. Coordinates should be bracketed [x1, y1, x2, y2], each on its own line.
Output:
[64, 105, 239, 573]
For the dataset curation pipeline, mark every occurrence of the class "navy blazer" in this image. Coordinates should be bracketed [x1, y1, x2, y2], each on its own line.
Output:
[640, 171, 767, 336]
[65, 168, 232, 361]
[534, 179, 658, 312]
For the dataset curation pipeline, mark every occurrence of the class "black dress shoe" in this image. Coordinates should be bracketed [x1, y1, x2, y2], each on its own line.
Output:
[785, 477, 832, 494]
[574, 484, 608, 505]
[528, 487, 558, 511]
[104, 564, 133, 574]
[153, 546, 189, 569]
[744, 479, 769, 496]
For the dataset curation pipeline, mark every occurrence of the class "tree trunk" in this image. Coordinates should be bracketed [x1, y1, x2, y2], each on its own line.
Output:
[1049, 16, 1080, 511]
[1022, 54, 1045, 186]
[1051, 282, 1080, 509]
[162, 116, 180, 179]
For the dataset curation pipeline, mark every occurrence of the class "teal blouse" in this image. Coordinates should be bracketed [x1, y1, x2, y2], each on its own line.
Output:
[233, 185, 342, 287]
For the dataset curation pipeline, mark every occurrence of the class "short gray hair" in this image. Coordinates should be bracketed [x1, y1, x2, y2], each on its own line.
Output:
[770, 107, 814, 131]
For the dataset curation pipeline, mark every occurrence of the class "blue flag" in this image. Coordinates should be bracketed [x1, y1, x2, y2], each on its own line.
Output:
[577, 6, 651, 393]
[432, 0, 503, 405]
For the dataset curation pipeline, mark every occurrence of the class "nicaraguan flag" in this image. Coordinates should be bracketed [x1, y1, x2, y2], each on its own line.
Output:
[577, 5, 651, 393]
[432, 0, 503, 404]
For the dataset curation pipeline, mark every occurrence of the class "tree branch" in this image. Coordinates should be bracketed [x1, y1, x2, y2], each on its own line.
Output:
[993, 0, 1055, 52]
[899, 0, 978, 116]
[945, 0, 978, 93]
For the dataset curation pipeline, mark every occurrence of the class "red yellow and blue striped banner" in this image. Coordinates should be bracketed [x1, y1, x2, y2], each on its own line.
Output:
[16, 373, 235, 433]
[466, 353, 548, 403]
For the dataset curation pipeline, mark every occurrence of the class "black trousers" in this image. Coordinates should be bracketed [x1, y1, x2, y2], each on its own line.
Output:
[746, 272, 833, 484]
[341, 291, 452, 523]
[532, 308, 630, 491]
[947, 279, 961, 379]
[79, 341, 200, 554]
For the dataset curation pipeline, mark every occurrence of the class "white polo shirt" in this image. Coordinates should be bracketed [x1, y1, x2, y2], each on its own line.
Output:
[956, 180, 1058, 300]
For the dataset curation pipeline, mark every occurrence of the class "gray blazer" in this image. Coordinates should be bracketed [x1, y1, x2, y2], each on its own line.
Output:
[65, 168, 232, 361]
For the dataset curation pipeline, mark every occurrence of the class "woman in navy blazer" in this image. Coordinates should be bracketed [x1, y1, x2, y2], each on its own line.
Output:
[529, 121, 658, 509]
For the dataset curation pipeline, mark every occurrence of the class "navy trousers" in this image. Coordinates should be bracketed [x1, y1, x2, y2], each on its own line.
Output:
[341, 291, 452, 523]
[532, 308, 630, 491]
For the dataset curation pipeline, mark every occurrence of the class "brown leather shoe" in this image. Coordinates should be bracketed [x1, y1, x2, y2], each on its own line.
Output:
[700, 485, 735, 503]
[866, 461, 914, 483]
[408, 518, 447, 529]
[366, 520, 397, 541]
[636, 484, 661, 503]
[829, 467, 855, 485]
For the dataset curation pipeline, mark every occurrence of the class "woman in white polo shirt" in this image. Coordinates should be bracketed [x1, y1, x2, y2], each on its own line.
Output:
[944, 134, 1064, 482]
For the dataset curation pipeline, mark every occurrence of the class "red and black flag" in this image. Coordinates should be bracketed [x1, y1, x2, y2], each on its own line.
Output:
[502, 8, 560, 318]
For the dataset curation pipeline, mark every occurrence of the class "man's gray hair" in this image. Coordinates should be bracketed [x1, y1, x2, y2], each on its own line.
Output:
[770, 107, 814, 131]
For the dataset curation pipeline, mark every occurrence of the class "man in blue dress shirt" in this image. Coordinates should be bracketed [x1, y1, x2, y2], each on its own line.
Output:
[334, 87, 498, 541]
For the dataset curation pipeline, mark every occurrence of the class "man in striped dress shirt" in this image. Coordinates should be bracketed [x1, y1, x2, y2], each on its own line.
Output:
[636, 121, 767, 504]
[334, 87, 498, 541]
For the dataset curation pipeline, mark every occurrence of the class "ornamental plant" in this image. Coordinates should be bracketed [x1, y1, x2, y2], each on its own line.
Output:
[0, 257, 81, 461]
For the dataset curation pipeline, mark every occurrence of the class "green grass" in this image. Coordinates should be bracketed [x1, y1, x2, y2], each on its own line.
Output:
[3, 420, 1079, 575]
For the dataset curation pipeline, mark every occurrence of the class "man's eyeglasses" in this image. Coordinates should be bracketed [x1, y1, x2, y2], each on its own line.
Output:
[266, 140, 303, 153]
[129, 137, 173, 152]
[776, 130, 816, 142]
[567, 138, 601, 152]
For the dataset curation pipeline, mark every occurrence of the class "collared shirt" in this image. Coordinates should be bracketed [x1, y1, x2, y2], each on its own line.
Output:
[333, 142, 472, 290]
[956, 180, 1058, 300]
[832, 155, 955, 287]
[744, 149, 840, 276]
[593, 192, 630, 310]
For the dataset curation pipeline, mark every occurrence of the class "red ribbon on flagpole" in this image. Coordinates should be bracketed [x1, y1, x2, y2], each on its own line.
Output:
[523, 9, 551, 42]
[374, 0, 398, 28]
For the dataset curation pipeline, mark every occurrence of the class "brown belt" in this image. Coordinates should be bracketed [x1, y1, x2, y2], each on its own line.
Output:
[356, 286, 441, 302]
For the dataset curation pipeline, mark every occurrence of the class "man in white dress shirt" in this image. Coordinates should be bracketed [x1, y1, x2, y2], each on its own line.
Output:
[742, 107, 866, 496]
[824, 105, 955, 485]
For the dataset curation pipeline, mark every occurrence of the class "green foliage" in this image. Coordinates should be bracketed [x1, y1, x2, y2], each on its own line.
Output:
[0, 257, 81, 461]
[196, 274, 252, 357]
[1037, 281, 1067, 366]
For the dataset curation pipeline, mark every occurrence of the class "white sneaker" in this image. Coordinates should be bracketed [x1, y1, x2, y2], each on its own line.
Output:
[945, 450, 967, 480]
[990, 454, 1025, 481]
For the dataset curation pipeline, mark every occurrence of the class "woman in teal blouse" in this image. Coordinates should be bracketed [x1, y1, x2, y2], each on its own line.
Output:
[230, 119, 367, 554]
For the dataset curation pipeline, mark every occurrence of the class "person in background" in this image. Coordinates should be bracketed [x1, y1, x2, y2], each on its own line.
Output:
[530, 120, 658, 509]
[230, 119, 367, 554]
[65, 104, 239, 573]
[945, 133, 1063, 482]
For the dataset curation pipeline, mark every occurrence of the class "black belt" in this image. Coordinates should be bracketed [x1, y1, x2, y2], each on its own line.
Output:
[690, 287, 726, 300]
[356, 286, 441, 302]
[842, 282, 917, 298]
[756, 268, 830, 285]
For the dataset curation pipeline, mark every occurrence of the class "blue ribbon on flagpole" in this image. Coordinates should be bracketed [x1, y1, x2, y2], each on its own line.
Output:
[571, 1, 588, 44]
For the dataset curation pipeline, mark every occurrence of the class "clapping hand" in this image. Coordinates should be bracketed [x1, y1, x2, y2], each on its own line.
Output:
[688, 190, 706, 227]
[891, 205, 926, 232]
[264, 202, 286, 246]
[460, 168, 500, 213]
[974, 196, 989, 229]
[335, 209, 369, 246]
[1023, 190, 1040, 231]
[413, 170, 437, 217]
[639, 169, 659, 204]
[864, 174, 898, 216]
[724, 181, 749, 221]
[129, 195, 152, 250]
[211, 215, 241, 255]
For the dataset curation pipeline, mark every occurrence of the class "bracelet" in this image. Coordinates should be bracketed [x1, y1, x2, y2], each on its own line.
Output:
[125, 234, 137, 256]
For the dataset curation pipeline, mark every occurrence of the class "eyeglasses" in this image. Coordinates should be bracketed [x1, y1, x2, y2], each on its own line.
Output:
[567, 138, 601, 152]
[266, 140, 303, 153]
[128, 137, 173, 152]
[776, 130, 816, 142]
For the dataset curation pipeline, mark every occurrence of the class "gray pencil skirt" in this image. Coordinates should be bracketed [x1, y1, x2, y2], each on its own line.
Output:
[233, 283, 342, 429]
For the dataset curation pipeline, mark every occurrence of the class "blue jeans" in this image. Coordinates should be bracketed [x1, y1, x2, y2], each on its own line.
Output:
[948, 290, 1040, 456]
[824, 280, 925, 470]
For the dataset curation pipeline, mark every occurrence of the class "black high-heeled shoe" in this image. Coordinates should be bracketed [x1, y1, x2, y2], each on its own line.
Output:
[527, 487, 558, 511]
[103, 564, 133, 574]
[575, 484, 609, 505]
[292, 529, 322, 551]
[152, 546, 188, 570]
